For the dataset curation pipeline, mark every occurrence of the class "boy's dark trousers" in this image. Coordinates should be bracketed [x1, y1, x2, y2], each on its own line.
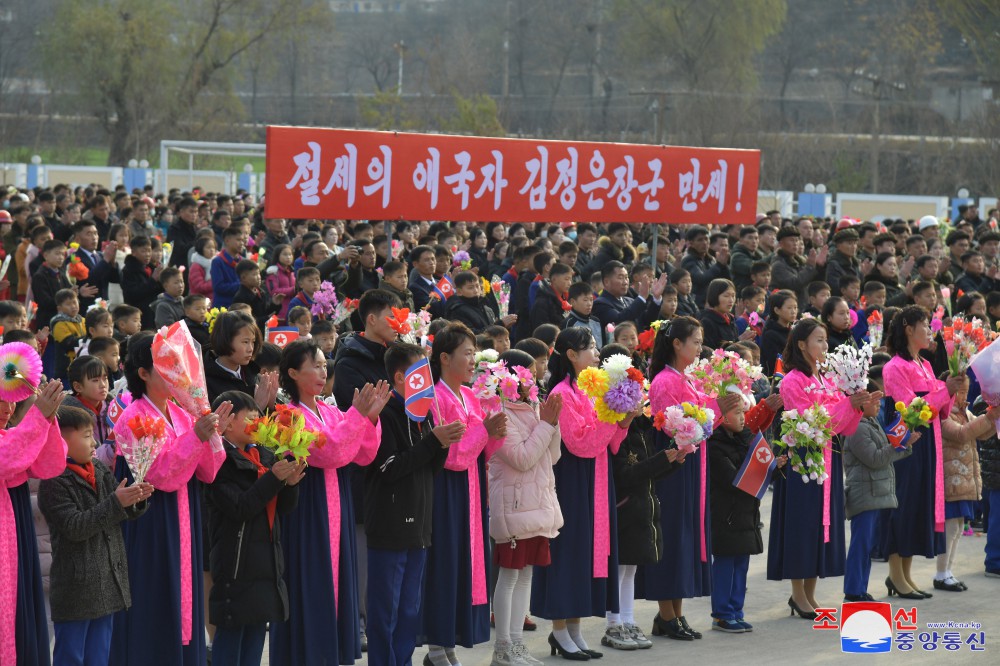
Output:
[367, 547, 428, 666]
[53, 614, 114, 666]
[212, 623, 267, 666]
[710, 555, 750, 622]
[844, 510, 878, 596]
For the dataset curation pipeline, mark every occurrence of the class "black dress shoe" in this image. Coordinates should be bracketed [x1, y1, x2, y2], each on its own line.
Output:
[913, 587, 933, 598]
[885, 577, 925, 600]
[678, 616, 702, 639]
[844, 593, 875, 602]
[650, 614, 694, 641]
[548, 633, 590, 661]
[581, 649, 603, 659]
[933, 578, 964, 592]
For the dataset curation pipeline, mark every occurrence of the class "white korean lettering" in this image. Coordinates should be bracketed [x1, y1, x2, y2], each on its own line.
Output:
[678, 158, 703, 212]
[519, 146, 549, 210]
[549, 147, 579, 210]
[413, 148, 441, 209]
[580, 150, 609, 210]
[321, 143, 359, 207]
[443, 151, 476, 210]
[638, 158, 665, 211]
[474, 150, 508, 211]
[362, 145, 393, 208]
[701, 159, 728, 214]
[608, 155, 639, 211]
[285, 142, 322, 206]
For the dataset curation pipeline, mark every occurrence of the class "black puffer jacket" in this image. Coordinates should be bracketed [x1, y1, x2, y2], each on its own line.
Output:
[611, 416, 679, 565]
[708, 426, 764, 557]
[760, 319, 790, 376]
[205, 356, 261, 405]
[699, 308, 739, 350]
[973, 401, 1000, 491]
[206, 443, 299, 627]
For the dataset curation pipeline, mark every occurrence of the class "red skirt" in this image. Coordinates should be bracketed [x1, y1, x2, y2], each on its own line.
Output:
[493, 535, 551, 569]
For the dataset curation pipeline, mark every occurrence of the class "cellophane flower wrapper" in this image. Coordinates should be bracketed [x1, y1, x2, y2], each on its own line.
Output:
[472, 360, 538, 414]
[311, 281, 339, 319]
[893, 396, 935, 432]
[117, 414, 168, 484]
[821, 342, 873, 395]
[576, 354, 646, 424]
[777, 404, 834, 484]
[686, 349, 763, 398]
[653, 402, 714, 453]
[333, 298, 358, 325]
[943, 315, 995, 376]
[867, 310, 883, 348]
[247, 404, 326, 464]
[152, 320, 211, 417]
[490, 275, 511, 319]
[970, 337, 1000, 436]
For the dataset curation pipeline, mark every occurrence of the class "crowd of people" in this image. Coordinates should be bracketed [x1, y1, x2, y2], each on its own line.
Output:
[2, 180, 1000, 666]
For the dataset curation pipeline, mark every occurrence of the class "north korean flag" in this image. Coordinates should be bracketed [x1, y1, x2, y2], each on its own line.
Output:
[733, 432, 777, 500]
[773, 354, 786, 381]
[404, 357, 436, 422]
[104, 391, 132, 447]
[267, 326, 300, 348]
[432, 275, 455, 301]
[883, 413, 911, 451]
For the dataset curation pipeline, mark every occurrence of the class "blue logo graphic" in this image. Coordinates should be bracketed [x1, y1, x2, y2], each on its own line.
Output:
[841, 603, 893, 653]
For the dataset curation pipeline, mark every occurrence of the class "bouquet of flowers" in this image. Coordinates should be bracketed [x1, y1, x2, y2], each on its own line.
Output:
[895, 397, 935, 431]
[206, 307, 226, 335]
[333, 297, 359, 325]
[777, 404, 834, 484]
[475, 348, 500, 366]
[653, 402, 715, 454]
[472, 360, 539, 413]
[453, 250, 472, 271]
[152, 320, 211, 417]
[637, 320, 666, 357]
[686, 349, 763, 398]
[246, 404, 326, 464]
[117, 414, 168, 484]
[162, 242, 174, 267]
[942, 315, 995, 376]
[970, 332, 1000, 435]
[385, 307, 433, 344]
[821, 342, 873, 395]
[490, 276, 512, 319]
[311, 281, 340, 319]
[67, 255, 89, 283]
[867, 310, 883, 348]
[577, 354, 645, 424]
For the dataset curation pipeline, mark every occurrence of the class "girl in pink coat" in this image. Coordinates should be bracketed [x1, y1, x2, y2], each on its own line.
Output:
[1, 381, 66, 666]
[488, 349, 564, 666]
[265, 245, 297, 322]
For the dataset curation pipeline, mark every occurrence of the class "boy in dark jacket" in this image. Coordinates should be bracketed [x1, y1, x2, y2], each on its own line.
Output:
[445, 271, 514, 334]
[39, 405, 152, 666]
[182, 293, 212, 349]
[152, 266, 186, 329]
[563, 281, 606, 346]
[364, 343, 465, 666]
[31, 239, 73, 331]
[206, 391, 304, 666]
[379, 259, 417, 311]
[232, 259, 282, 331]
[707, 401, 786, 633]
[529, 262, 573, 331]
[121, 235, 163, 329]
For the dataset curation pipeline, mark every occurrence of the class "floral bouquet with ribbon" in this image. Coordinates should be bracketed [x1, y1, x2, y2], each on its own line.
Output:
[777, 404, 834, 484]
[653, 402, 714, 454]
[152, 320, 211, 417]
[472, 360, 539, 414]
[821, 342, 873, 395]
[686, 348, 763, 398]
[895, 396, 936, 431]
[117, 414, 168, 484]
[311, 281, 340, 319]
[490, 275, 512, 319]
[577, 354, 645, 424]
[942, 315, 994, 376]
[867, 310, 883, 348]
[246, 404, 326, 464]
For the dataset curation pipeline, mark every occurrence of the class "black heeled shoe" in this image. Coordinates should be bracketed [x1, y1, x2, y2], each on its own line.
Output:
[885, 577, 925, 600]
[650, 614, 694, 640]
[932, 578, 964, 592]
[548, 633, 590, 661]
[581, 648, 603, 659]
[787, 597, 817, 620]
[678, 616, 702, 639]
[913, 587, 933, 598]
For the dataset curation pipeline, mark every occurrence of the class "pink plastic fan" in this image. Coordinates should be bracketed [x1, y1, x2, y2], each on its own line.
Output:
[0, 342, 43, 402]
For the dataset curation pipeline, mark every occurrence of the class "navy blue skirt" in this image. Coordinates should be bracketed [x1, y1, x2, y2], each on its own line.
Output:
[636, 431, 711, 599]
[111, 458, 207, 666]
[420, 456, 491, 647]
[766, 438, 846, 580]
[272, 465, 362, 665]
[531, 446, 619, 620]
[10, 482, 50, 666]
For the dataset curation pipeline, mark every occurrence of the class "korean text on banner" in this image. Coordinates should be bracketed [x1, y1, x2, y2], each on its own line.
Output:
[266, 127, 760, 225]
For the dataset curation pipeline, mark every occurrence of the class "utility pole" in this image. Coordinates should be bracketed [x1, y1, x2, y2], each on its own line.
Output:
[394, 40, 407, 95]
[852, 68, 905, 194]
[503, 0, 511, 100]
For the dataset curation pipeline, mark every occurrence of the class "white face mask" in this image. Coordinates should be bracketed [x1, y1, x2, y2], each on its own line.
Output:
[567, 231, 578, 241]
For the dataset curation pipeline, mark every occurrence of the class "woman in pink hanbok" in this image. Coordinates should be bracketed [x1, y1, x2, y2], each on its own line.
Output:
[1, 381, 66, 666]
[766, 319, 879, 619]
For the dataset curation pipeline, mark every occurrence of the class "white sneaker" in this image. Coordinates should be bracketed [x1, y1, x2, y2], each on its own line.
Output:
[625, 622, 653, 649]
[601, 624, 638, 650]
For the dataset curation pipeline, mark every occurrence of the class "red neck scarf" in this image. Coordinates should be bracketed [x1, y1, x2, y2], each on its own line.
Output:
[217, 250, 239, 269]
[238, 445, 276, 535]
[67, 460, 96, 491]
[558, 290, 572, 311]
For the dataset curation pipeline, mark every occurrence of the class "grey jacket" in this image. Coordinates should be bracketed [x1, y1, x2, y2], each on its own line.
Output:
[153, 293, 185, 329]
[843, 416, 912, 519]
[38, 459, 147, 622]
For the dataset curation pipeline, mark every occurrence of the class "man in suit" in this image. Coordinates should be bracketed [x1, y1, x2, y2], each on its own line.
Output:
[71, 219, 119, 311]
[591, 260, 665, 332]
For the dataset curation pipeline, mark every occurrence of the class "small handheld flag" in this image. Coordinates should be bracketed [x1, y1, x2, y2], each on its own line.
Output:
[403, 357, 437, 422]
[773, 354, 785, 381]
[267, 326, 300, 348]
[104, 392, 132, 448]
[733, 432, 777, 500]
[432, 275, 455, 301]
[883, 413, 911, 451]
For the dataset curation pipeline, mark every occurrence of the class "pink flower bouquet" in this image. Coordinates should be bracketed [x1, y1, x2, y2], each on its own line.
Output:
[686, 349, 762, 398]
[472, 360, 538, 413]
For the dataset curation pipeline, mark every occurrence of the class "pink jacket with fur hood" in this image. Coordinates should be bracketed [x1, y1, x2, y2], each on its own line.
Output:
[487, 400, 563, 545]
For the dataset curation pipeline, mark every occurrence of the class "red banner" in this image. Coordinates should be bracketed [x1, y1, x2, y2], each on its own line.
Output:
[265, 126, 759, 225]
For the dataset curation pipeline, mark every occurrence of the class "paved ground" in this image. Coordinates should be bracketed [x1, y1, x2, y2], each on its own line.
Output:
[264, 490, 999, 664]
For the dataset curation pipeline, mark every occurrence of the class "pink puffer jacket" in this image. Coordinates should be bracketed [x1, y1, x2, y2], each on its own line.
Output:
[487, 401, 563, 544]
